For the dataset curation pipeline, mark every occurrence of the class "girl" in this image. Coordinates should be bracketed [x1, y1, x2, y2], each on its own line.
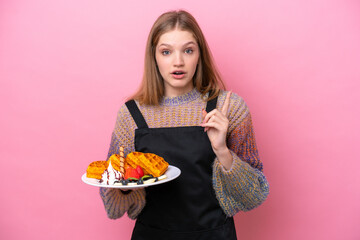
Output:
[100, 10, 269, 240]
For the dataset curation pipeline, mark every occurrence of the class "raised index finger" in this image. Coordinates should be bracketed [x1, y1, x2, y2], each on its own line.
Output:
[221, 91, 232, 116]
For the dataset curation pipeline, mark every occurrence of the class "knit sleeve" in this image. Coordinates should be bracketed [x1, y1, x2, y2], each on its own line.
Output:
[99, 188, 146, 220]
[99, 104, 146, 220]
[212, 93, 269, 216]
[106, 105, 136, 159]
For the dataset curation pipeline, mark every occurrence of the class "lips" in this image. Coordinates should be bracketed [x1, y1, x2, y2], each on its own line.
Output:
[171, 70, 186, 79]
[171, 71, 185, 75]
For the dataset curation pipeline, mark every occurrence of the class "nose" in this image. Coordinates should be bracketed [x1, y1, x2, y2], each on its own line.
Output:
[173, 51, 184, 67]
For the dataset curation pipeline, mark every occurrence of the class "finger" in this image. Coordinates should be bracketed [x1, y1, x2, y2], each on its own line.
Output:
[203, 109, 226, 124]
[201, 114, 228, 131]
[202, 109, 213, 124]
[204, 114, 228, 127]
[221, 91, 232, 116]
[202, 109, 209, 132]
[201, 121, 223, 131]
[202, 109, 207, 123]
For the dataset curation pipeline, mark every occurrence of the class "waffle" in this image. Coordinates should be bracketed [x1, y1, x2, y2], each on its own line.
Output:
[108, 151, 129, 173]
[86, 160, 109, 179]
[126, 152, 169, 177]
[109, 154, 121, 171]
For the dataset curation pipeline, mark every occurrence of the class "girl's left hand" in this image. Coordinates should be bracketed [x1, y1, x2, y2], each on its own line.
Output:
[201, 91, 232, 153]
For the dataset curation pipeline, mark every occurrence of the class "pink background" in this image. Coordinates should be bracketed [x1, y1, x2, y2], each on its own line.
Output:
[1, 0, 360, 239]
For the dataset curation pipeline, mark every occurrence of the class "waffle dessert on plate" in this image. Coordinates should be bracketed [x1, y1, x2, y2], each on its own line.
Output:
[126, 152, 169, 177]
[108, 154, 121, 171]
[86, 161, 109, 179]
[100, 159, 122, 185]
[84, 147, 173, 187]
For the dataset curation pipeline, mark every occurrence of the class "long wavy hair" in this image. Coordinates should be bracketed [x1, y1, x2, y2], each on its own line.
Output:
[131, 10, 225, 105]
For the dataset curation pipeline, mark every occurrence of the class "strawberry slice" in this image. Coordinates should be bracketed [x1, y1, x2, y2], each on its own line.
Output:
[136, 165, 144, 178]
[124, 168, 132, 180]
[124, 167, 140, 180]
[130, 168, 140, 179]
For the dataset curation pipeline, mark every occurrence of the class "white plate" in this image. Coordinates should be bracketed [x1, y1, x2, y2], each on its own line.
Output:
[81, 165, 181, 189]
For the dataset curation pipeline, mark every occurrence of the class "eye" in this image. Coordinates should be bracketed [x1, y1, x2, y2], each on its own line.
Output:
[161, 50, 170, 55]
[185, 48, 193, 54]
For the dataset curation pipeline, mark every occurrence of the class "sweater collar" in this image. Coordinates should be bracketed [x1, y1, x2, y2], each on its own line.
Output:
[160, 88, 201, 106]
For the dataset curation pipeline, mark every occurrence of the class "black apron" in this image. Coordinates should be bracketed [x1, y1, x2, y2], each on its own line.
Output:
[125, 96, 237, 240]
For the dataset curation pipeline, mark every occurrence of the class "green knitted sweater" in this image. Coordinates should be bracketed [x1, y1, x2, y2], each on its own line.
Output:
[100, 89, 269, 219]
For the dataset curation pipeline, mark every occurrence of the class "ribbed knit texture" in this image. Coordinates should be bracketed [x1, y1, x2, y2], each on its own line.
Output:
[99, 89, 269, 219]
[99, 188, 146, 220]
[212, 153, 269, 216]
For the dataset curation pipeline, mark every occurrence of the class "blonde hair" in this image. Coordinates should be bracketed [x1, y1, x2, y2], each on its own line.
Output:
[131, 10, 225, 105]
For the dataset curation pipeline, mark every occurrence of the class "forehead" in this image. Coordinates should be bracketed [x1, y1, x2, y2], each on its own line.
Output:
[157, 29, 197, 46]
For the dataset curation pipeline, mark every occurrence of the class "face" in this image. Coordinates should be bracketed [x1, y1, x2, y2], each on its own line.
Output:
[155, 29, 200, 97]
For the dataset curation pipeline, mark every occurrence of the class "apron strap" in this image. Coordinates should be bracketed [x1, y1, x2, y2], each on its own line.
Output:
[206, 91, 218, 112]
[125, 100, 149, 129]
[125, 91, 218, 129]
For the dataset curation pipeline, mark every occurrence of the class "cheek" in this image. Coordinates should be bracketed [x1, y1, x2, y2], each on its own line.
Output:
[155, 56, 169, 72]
[190, 56, 200, 71]
[157, 63, 167, 75]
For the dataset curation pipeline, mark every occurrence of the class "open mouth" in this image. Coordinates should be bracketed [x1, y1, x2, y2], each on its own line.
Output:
[172, 71, 185, 75]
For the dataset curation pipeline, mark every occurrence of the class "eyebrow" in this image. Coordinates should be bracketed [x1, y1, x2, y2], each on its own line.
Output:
[158, 41, 197, 48]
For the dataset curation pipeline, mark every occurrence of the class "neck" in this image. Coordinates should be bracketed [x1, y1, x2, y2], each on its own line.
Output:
[164, 86, 195, 98]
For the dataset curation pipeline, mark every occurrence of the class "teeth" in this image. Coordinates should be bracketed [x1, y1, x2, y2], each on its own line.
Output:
[173, 72, 183, 75]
